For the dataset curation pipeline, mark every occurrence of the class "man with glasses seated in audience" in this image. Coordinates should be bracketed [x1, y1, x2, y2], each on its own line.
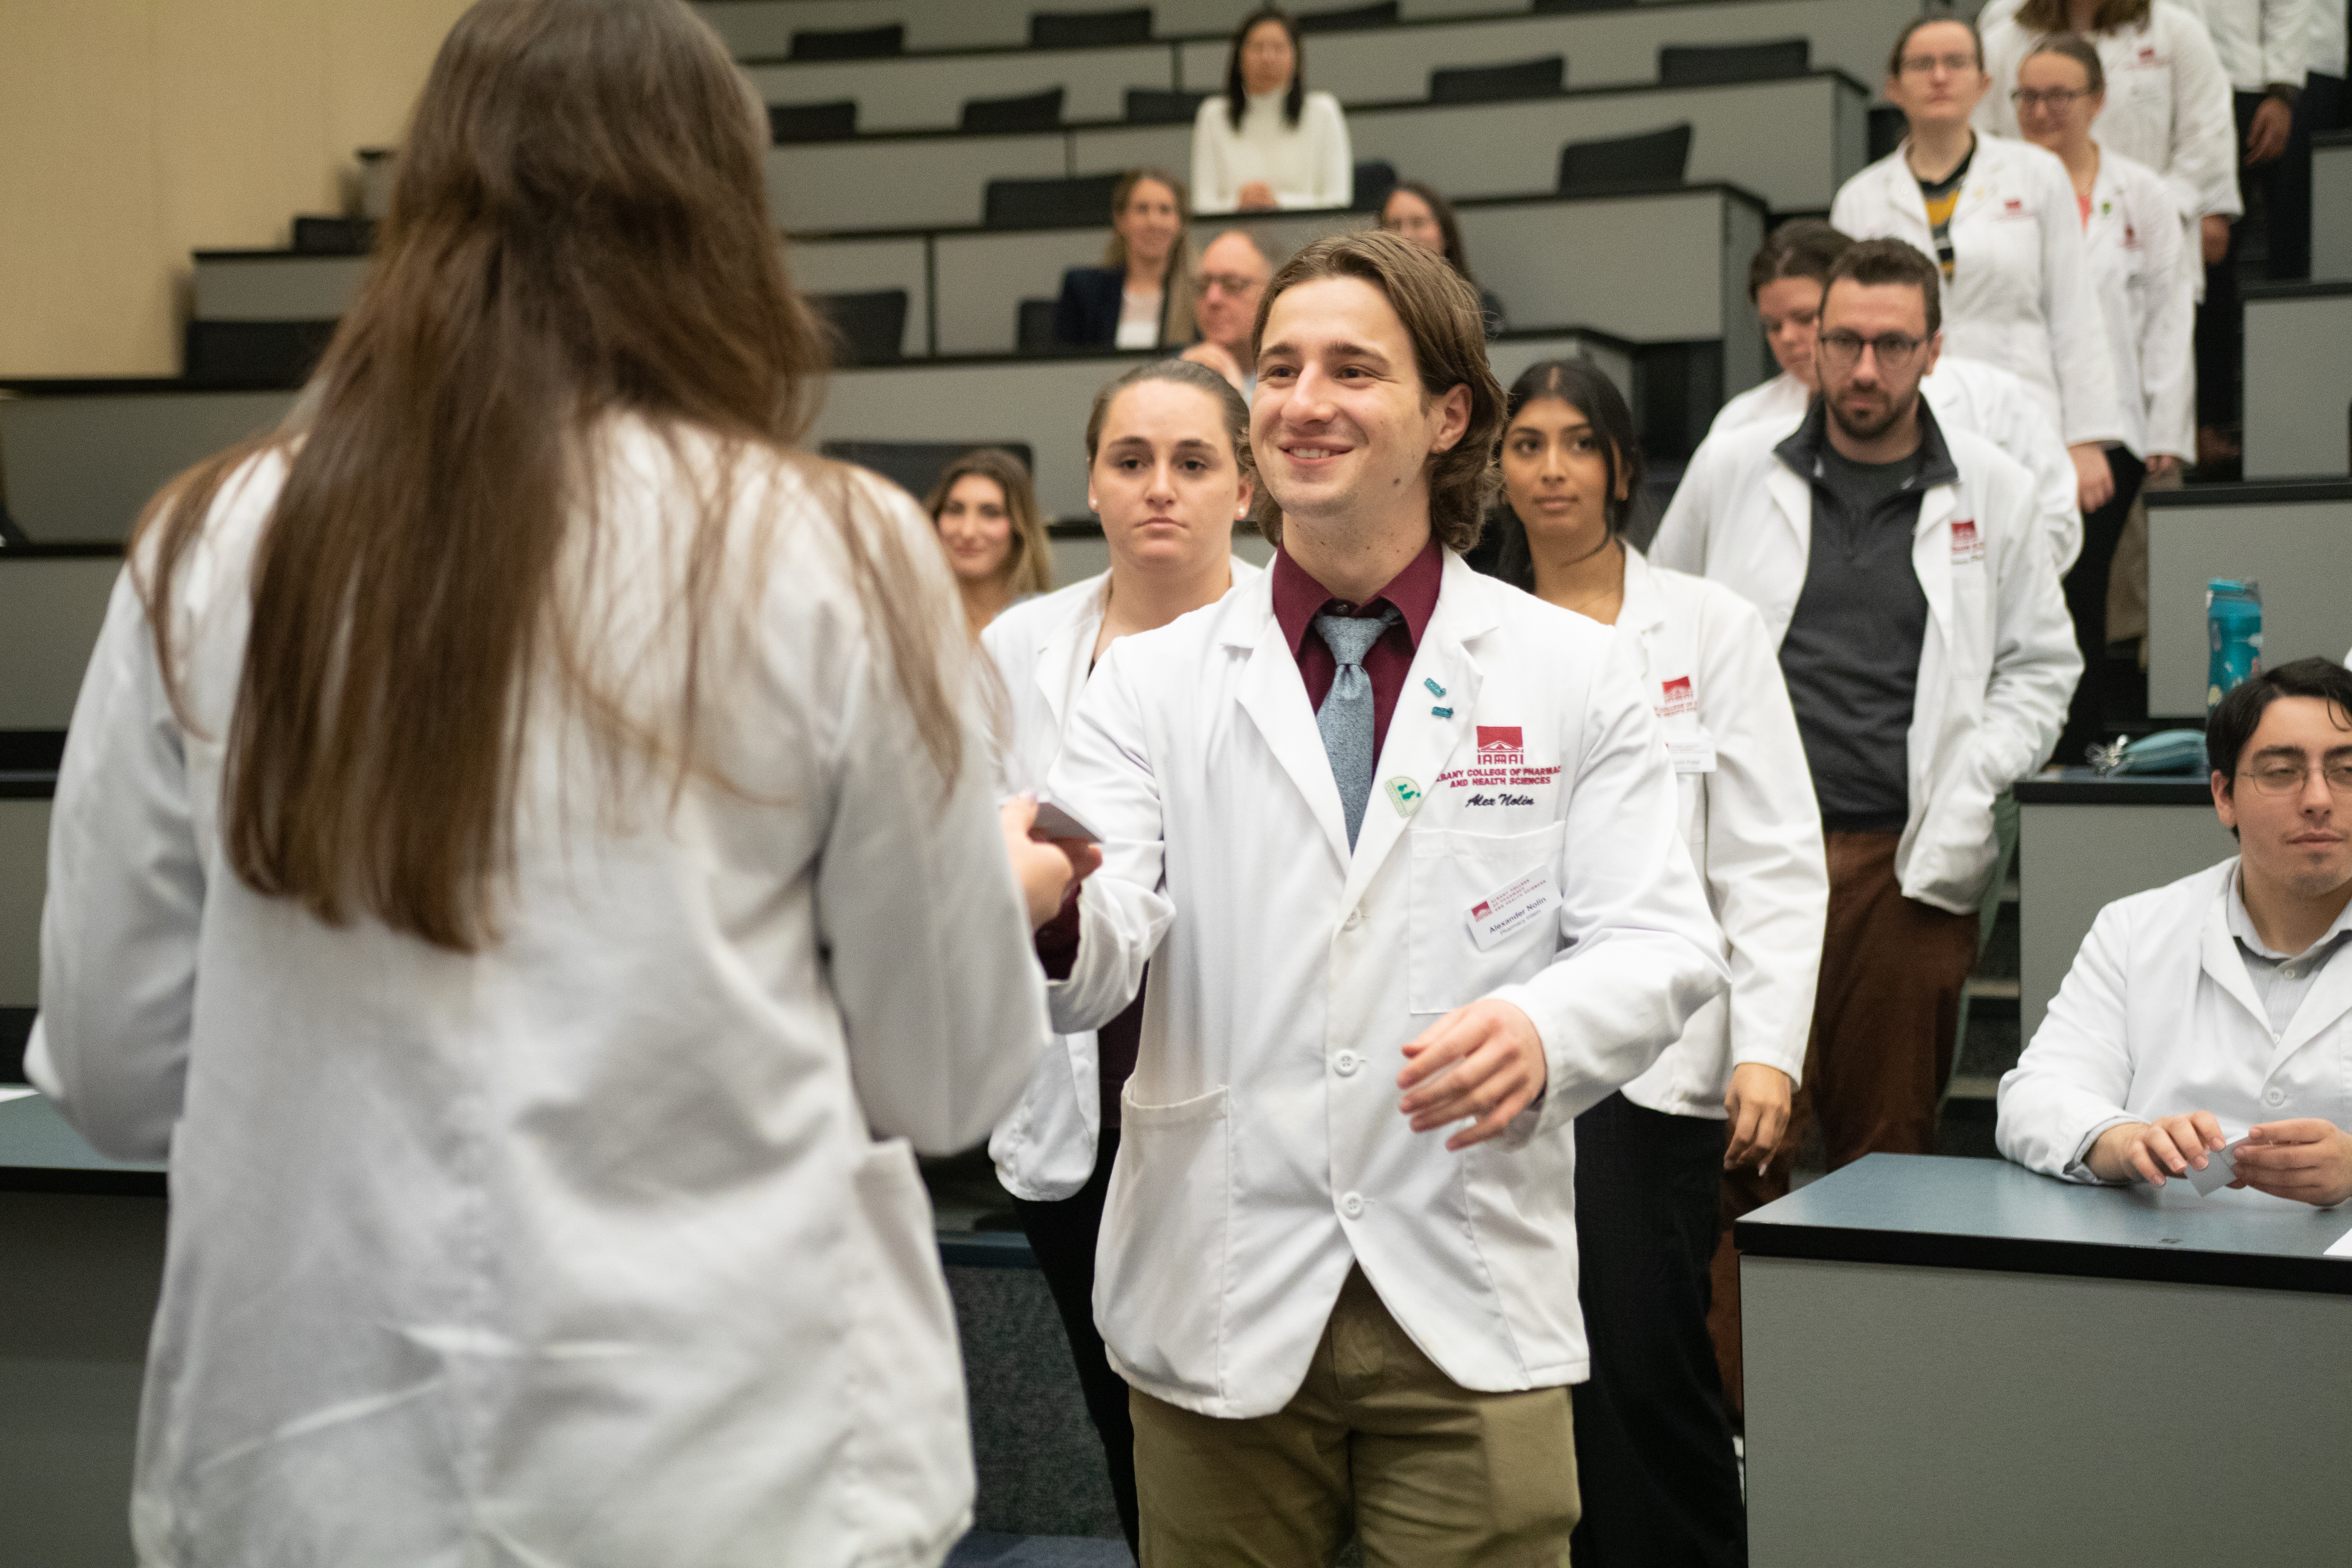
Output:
[1180, 229, 1272, 395]
[1999, 658, 2352, 1208]
[1654, 237, 2078, 1207]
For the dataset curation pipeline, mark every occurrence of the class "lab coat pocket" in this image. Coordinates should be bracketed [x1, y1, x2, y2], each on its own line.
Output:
[1094, 1083, 1230, 1397]
[1408, 821, 1568, 1015]
[841, 1137, 969, 1513]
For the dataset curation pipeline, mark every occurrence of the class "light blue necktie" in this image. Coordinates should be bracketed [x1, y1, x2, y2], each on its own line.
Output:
[1313, 606, 1400, 850]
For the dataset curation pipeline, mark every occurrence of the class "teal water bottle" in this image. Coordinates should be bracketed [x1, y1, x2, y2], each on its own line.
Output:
[2206, 579, 2263, 715]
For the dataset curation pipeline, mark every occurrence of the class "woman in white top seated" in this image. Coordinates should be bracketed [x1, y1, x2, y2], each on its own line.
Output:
[2015, 34, 2198, 764]
[1480, 358, 1827, 1567]
[1191, 7, 1353, 213]
[1998, 658, 2352, 1207]
[1976, 0, 2241, 267]
[1832, 16, 2125, 513]
[23, 1, 1088, 1561]
[985, 358, 1264, 1559]
[1052, 167, 1197, 351]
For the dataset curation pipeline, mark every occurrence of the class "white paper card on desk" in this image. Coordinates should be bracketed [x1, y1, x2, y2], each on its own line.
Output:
[1467, 869, 1556, 952]
[2186, 1138, 2249, 1197]
[2326, 1225, 2352, 1260]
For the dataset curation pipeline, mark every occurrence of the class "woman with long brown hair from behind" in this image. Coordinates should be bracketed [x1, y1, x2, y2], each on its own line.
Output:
[25, 2, 1084, 1562]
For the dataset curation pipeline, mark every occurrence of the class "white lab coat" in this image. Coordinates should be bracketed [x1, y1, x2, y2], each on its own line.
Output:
[1832, 134, 2127, 448]
[2199, 0, 2317, 89]
[27, 428, 1048, 1568]
[1997, 859, 2352, 1181]
[1704, 356, 2085, 574]
[1044, 550, 1728, 1418]
[1612, 547, 1827, 1120]
[1976, 1, 2243, 223]
[982, 558, 1262, 1203]
[1650, 418, 2083, 915]
[2085, 147, 2200, 462]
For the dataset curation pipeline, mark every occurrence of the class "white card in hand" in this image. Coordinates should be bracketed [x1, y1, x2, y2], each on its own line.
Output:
[2186, 1138, 2247, 1196]
[1466, 870, 1556, 952]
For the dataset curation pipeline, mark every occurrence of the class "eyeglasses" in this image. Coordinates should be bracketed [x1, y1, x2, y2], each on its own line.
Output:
[1818, 330, 1928, 370]
[2239, 760, 2352, 796]
[1194, 272, 1262, 297]
[1900, 52, 1980, 76]
[2012, 87, 2091, 110]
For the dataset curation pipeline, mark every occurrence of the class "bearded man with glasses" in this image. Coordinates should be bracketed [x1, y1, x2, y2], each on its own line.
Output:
[1655, 236, 2080, 1205]
[1999, 657, 2352, 1207]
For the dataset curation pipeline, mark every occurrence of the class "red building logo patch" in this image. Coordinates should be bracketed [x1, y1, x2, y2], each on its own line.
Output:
[1476, 726, 1524, 758]
[1950, 519, 1984, 563]
[1659, 675, 1697, 717]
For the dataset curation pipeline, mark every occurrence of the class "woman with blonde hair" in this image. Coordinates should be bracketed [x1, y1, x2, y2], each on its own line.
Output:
[27, 1, 1083, 1562]
[926, 445, 1054, 636]
[1052, 167, 1198, 350]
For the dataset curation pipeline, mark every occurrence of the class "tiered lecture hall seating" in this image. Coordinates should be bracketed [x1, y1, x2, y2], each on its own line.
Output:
[4, 1, 2045, 1557]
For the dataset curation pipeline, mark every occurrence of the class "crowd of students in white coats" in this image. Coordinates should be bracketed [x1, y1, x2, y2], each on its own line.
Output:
[21, 0, 2352, 1566]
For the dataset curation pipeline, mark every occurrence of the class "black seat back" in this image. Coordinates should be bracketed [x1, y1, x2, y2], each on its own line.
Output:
[1126, 87, 1210, 124]
[962, 87, 1067, 134]
[1016, 299, 1062, 354]
[1297, 1, 1397, 32]
[819, 442, 1037, 502]
[789, 24, 903, 60]
[183, 320, 340, 388]
[769, 100, 858, 143]
[1429, 55, 1565, 104]
[291, 215, 375, 254]
[809, 290, 909, 366]
[1031, 7, 1154, 47]
[1657, 38, 1810, 87]
[1557, 123, 1693, 196]
[1351, 159, 1400, 212]
[985, 171, 1124, 229]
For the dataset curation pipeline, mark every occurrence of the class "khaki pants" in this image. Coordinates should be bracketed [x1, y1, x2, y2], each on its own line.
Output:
[1130, 1266, 1579, 1567]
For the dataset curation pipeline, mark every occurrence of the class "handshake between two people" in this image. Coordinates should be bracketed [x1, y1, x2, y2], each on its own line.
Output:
[995, 793, 1550, 1152]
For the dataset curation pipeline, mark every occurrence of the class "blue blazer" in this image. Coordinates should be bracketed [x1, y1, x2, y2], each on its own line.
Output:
[1054, 266, 1165, 348]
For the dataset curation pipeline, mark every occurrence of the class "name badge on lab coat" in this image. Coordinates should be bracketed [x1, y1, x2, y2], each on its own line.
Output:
[1666, 735, 1717, 775]
[1467, 870, 1557, 951]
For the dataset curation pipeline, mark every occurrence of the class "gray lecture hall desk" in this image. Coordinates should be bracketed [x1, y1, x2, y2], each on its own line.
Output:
[2314, 130, 2352, 282]
[1736, 1152, 2352, 1566]
[2239, 281, 2352, 479]
[2144, 481, 2352, 719]
[766, 70, 1869, 230]
[1, 761, 52, 1028]
[726, 0, 1925, 126]
[2014, 775, 2238, 1041]
[0, 383, 296, 546]
[0, 548, 121, 731]
[192, 185, 1766, 370]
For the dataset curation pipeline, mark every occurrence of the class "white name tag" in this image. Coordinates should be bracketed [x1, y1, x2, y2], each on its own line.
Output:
[1666, 735, 1717, 775]
[1466, 869, 1557, 952]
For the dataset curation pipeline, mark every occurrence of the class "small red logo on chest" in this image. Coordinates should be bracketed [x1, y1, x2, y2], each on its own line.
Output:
[1477, 726, 1524, 758]
[1951, 519, 1984, 562]
[1658, 676, 1698, 717]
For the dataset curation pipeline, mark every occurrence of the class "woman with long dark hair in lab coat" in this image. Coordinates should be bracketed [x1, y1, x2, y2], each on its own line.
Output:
[26, 2, 1082, 1562]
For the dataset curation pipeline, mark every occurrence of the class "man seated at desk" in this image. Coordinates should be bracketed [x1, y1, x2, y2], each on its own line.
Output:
[1998, 657, 2352, 1207]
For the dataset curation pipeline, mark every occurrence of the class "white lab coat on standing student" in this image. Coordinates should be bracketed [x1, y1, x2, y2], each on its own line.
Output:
[26, 427, 1049, 1568]
[983, 559, 1261, 1202]
[1650, 417, 2083, 914]
[1706, 354, 2087, 573]
[2198, 0, 2318, 90]
[1832, 134, 2127, 448]
[2084, 147, 2200, 462]
[1044, 550, 1728, 1419]
[1976, 0, 2243, 227]
[1611, 547, 1827, 1119]
[1997, 859, 2352, 1180]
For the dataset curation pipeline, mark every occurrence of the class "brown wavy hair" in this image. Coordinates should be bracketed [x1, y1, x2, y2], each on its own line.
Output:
[1247, 229, 1505, 552]
[130, 0, 962, 953]
[1100, 168, 1197, 347]
[924, 447, 1054, 599]
[2014, 0, 2148, 35]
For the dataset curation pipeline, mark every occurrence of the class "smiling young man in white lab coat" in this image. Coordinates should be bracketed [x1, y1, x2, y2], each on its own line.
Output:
[1042, 230, 1728, 1564]
[1652, 239, 2079, 1205]
[1998, 658, 2352, 1204]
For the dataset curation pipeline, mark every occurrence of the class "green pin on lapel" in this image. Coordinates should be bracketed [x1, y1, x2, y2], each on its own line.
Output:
[1423, 677, 1446, 697]
[1385, 776, 1423, 815]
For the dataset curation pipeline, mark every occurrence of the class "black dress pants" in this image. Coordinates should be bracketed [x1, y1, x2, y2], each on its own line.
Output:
[2055, 448, 2147, 768]
[1012, 1129, 1139, 1560]
[1569, 1092, 1747, 1568]
[2199, 91, 2301, 427]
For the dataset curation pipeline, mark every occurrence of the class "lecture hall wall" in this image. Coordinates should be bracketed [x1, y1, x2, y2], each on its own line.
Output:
[0, 0, 470, 378]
